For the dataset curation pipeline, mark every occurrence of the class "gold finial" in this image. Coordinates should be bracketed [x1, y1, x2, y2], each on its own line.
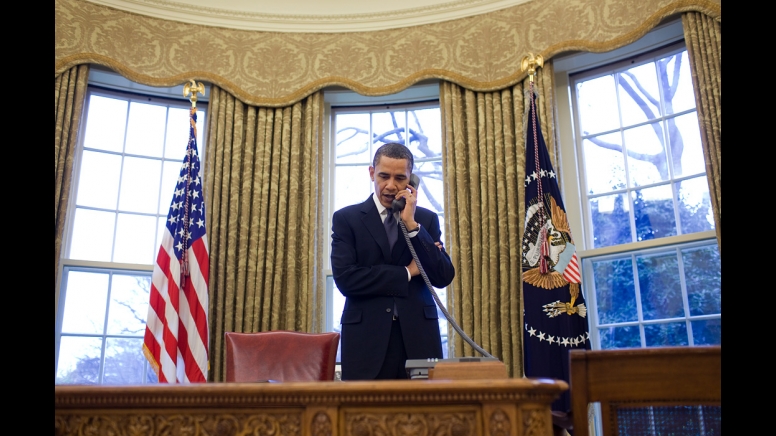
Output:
[183, 80, 205, 107]
[520, 53, 544, 82]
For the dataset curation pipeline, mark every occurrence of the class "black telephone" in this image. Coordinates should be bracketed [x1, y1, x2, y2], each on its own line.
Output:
[392, 173, 420, 213]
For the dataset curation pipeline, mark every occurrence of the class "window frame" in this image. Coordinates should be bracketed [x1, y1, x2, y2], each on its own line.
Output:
[322, 84, 451, 358]
[55, 68, 210, 384]
[553, 18, 720, 350]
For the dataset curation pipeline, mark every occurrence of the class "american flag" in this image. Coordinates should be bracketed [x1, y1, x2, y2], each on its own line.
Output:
[143, 107, 209, 383]
[521, 83, 589, 414]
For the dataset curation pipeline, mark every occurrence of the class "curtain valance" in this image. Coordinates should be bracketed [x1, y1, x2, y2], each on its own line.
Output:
[56, 0, 720, 107]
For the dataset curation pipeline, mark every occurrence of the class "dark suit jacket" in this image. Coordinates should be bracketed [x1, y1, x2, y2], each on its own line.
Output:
[331, 195, 455, 380]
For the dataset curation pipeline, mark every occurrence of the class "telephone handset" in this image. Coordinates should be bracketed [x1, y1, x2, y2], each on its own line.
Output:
[392, 173, 420, 213]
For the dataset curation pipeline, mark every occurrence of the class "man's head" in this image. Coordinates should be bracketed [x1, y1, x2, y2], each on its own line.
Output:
[369, 143, 414, 209]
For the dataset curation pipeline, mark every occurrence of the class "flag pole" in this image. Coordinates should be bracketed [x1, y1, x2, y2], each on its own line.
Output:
[521, 54, 552, 273]
[520, 53, 544, 83]
[180, 81, 205, 287]
[183, 80, 205, 108]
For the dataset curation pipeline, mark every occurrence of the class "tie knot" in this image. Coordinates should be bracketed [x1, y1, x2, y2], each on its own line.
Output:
[385, 210, 395, 224]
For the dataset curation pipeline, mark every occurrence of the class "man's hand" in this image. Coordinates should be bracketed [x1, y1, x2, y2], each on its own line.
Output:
[397, 184, 418, 230]
[407, 259, 420, 277]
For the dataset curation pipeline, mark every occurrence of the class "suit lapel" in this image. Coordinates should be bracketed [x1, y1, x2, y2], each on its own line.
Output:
[360, 197, 393, 262]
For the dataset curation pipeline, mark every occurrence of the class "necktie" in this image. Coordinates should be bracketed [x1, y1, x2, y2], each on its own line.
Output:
[384, 210, 397, 250]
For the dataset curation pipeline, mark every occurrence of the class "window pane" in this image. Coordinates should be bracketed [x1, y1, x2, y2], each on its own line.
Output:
[644, 322, 688, 346]
[112, 214, 158, 265]
[582, 132, 625, 195]
[637, 252, 683, 320]
[82, 95, 128, 153]
[632, 185, 677, 241]
[159, 160, 183, 214]
[624, 122, 668, 187]
[677, 176, 714, 234]
[590, 193, 631, 248]
[103, 337, 147, 385]
[682, 245, 721, 316]
[599, 325, 640, 349]
[691, 319, 721, 345]
[165, 107, 191, 160]
[618, 62, 660, 127]
[107, 275, 151, 335]
[592, 257, 637, 324]
[147, 366, 159, 383]
[576, 74, 619, 135]
[330, 278, 345, 363]
[56, 336, 104, 384]
[75, 150, 122, 209]
[124, 102, 167, 158]
[157, 216, 168, 255]
[435, 286, 449, 359]
[415, 161, 444, 214]
[670, 112, 705, 178]
[61, 271, 109, 334]
[409, 108, 442, 158]
[661, 51, 696, 115]
[69, 209, 116, 262]
[334, 165, 371, 211]
[373, 111, 406, 145]
[118, 156, 162, 214]
[335, 113, 371, 164]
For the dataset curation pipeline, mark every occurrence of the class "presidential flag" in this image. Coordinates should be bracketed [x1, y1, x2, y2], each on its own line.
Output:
[521, 85, 589, 413]
[143, 107, 209, 383]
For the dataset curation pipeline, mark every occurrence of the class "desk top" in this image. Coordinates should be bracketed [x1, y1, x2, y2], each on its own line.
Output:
[56, 377, 567, 409]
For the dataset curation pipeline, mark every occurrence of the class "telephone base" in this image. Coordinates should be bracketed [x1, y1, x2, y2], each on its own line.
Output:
[405, 357, 501, 380]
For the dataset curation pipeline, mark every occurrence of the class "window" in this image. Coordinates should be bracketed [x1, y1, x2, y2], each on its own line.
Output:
[55, 68, 208, 384]
[555, 19, 720, 351]
[324, 84, 451, 359]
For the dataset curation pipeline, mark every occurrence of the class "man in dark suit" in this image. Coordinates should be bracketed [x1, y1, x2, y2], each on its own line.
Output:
[331, 142, 456, 380]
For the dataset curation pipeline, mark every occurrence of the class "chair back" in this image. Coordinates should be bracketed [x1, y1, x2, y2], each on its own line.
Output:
[224, 330, 340, 382]
[570, 346, 721, 436]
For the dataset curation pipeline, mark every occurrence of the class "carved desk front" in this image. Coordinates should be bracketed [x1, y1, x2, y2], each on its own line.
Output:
[55, 377, 567, 436]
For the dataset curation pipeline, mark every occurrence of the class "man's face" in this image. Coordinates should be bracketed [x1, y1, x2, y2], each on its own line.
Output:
[369, 156, 412, 209]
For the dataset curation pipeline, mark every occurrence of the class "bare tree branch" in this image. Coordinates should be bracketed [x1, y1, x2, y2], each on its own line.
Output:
[617, 74, 665, 150]
[621, 71, 660, 108]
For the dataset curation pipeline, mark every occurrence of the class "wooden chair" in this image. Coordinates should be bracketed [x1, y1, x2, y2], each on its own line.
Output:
[224, 330, 340, 382]
[570, 346, 721, 436]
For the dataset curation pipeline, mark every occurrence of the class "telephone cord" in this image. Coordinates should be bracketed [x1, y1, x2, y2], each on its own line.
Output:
[398, 220, 493, 358]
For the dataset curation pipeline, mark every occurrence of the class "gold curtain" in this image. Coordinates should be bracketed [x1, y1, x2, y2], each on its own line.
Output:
[203, 86, 326, 382]
[55, 64, 90, 276]
[683, 12, 721, 251]
[440, 63, 558, 377]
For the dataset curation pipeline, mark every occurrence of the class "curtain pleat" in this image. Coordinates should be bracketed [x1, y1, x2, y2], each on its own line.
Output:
[204, 86, 325, 382]
[683, 12, 721, 251]
[55, 64, 90, 276]
[440, 62, 558, 377]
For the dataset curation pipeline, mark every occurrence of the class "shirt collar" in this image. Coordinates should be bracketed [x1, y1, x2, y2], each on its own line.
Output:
[372, 192, 390, 216]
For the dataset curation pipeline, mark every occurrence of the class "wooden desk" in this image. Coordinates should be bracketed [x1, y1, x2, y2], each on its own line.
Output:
[55, 378, 567, 436]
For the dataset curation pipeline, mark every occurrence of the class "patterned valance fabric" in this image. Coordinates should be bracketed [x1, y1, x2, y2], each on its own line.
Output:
[56, 0, 720, 107]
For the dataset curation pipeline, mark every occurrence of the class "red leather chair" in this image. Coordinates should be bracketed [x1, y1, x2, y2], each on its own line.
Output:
[224, 330, 340, 382]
